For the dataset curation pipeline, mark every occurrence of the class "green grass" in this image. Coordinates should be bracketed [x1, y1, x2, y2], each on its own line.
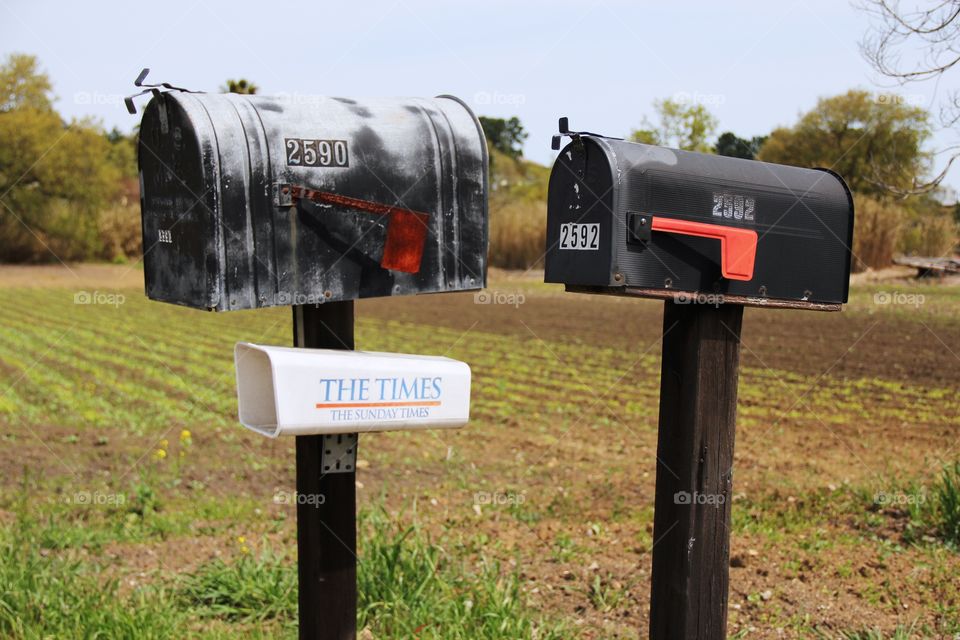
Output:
[0, 490, 563, 639]
[179, 548, 296, 625]
[935, 461, 960, 546]
[830, 622, 923, 639]
[858, 462, 960, 549]
[0, 507, 185, 639]
[356, 508, 566, 639]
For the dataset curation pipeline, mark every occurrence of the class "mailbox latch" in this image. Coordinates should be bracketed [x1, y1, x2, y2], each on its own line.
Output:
[627, 212, 652, 243]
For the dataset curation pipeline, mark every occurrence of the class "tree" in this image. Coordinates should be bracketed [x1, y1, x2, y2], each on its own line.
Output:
[106, 126, 137, 178]
[859, 0, 960, 194]
[630, 98, 718, 152]
[714, 132, 766, 160]
[757, 89, 931, 198]
[0, 54, 121, 262]
[221, 79, 258, 95]
[478, 116, 528, 160]
[0, 53, 53, 112]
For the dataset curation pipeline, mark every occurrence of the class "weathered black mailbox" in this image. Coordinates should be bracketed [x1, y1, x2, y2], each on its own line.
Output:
[545, 122, 853, 309]
[137, 91, 487, 310]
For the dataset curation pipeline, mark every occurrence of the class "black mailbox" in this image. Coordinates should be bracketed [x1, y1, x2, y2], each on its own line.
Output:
[545, 123, 854, 309]
[137, 91, 488, 311]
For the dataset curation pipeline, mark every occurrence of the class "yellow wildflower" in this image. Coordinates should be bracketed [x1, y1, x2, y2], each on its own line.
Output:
[153, 448, 167, 460]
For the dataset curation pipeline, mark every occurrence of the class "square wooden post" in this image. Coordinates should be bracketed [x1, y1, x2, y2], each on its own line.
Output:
[649, 300, 743, 639]
[294, 302, 357, 640]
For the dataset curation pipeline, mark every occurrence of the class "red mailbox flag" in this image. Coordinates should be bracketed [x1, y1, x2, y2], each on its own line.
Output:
[651, 217, 758, 281]
[289, 186, 430, 274]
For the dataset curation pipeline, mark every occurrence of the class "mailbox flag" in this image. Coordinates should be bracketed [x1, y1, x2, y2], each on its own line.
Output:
[289, 186, 430, 274]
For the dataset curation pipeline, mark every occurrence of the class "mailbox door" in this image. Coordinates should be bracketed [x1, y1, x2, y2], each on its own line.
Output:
[545, 139, 615, 286]
[138, 96, 222, 309]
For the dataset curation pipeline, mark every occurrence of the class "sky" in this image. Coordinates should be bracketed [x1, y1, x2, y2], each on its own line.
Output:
[2, 0, 957, 193]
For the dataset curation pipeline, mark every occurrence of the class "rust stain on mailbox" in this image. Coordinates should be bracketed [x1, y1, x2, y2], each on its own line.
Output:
[137, 92, 488, 311]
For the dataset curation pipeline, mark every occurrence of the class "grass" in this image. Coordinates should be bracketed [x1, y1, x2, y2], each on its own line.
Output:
[0, 495, 562, 639]
[936, 461, 960, 546]
[0, 502, 185, 639]
[179, 548, 296, 625]
[357, 508, 566, 639]
[832, 622, 923, 640]
[857, 462, 960, 549]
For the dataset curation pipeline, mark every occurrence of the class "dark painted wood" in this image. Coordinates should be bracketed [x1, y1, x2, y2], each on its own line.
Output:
[294, 302, 357, 640]
[649, 301, 744, 640]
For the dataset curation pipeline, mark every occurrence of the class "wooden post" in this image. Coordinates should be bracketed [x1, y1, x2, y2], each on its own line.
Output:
[649, 300, 743, 639]
[294, 302, 357, 640]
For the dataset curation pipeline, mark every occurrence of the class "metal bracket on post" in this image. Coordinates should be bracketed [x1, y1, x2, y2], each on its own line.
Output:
[320, 433, 358, 474]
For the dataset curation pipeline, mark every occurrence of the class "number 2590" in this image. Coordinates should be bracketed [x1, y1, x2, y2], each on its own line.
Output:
[285, 138, 349, 168]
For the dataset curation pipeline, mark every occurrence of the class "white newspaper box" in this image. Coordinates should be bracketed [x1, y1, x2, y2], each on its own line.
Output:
[234, 343, 472, 437]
